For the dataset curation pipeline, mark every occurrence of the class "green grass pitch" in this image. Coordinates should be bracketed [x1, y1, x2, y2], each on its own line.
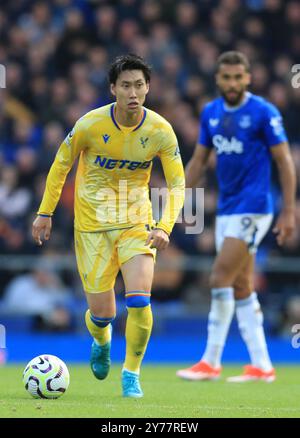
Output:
[0, 364, 299, 418]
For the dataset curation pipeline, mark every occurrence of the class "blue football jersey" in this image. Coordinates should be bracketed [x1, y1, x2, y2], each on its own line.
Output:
[198, 92, 288, 215]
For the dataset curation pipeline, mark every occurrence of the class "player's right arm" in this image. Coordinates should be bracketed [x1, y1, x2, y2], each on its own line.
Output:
[185, 105, 213, 188]
[32, 121, 85, 245]
[185, 144, 211, 188]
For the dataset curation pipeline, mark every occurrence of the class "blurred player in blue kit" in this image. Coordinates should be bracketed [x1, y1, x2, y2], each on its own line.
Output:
[177, 51, 296, 382]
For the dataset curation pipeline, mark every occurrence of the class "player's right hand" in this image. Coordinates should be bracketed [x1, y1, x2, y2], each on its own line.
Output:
[32, 216, 52, 246]
[145, 228, 169, 250]
[272, 209, 295, 246]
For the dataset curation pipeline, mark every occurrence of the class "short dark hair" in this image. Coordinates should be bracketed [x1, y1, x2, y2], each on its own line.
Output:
[216, 51, 250, 72]
[108, 54, 152, 84]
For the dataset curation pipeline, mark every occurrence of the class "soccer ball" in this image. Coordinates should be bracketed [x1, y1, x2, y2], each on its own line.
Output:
[23, 354, 70, 399]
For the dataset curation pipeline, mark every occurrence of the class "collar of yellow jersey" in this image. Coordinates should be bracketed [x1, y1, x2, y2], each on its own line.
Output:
[110, 103, 147, 132]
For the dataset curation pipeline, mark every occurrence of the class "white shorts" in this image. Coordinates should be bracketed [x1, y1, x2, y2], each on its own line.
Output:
[215, 213, 273, 254]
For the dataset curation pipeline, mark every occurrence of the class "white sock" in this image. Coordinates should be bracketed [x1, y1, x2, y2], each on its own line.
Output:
[202, 287, 235, 368]
[236, 292, 273, 372]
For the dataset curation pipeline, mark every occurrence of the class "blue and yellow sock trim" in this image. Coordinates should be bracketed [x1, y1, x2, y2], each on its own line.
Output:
[90, 314, 115, 328]
[125, 291, 151, 308]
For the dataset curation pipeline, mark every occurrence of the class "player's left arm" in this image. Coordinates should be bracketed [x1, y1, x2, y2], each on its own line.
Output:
[146, 126, 185, 250]
[263, 103, 296, 245]
[271, 141, 296, 246]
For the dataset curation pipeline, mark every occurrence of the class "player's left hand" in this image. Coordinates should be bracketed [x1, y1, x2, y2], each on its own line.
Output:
[272, 209, 295, 246]
[145, 228, 169, 250]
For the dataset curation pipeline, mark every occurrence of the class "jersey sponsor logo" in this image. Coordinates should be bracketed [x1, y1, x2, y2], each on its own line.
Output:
[102, 134, 110, 144]
[94, 155, 152, 170]
[270, 116, 284, 136]
[209, 118, 219, 127]
[239, 115, 251, 128]
[212, 134, 244, 154]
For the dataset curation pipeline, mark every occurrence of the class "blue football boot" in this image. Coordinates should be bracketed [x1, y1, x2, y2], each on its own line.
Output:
[90, 325, 112, 380]
[122, 370, 143, 398]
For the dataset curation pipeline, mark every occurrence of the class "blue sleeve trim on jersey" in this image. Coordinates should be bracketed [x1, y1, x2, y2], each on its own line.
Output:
[38, 214, 51, 217]
[133, 109, 147, 131]
[110, 103, 121, 130]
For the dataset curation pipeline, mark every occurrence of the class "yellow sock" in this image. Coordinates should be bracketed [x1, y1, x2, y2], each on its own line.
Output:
[124, 305, 153, 373]
[85, 310, 111, 346]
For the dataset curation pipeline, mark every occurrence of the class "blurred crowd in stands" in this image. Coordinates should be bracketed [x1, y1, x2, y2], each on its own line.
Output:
[0, 0, 300, 333]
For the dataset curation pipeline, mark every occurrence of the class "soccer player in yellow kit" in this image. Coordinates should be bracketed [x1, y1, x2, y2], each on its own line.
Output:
[32, 54, 185, 398]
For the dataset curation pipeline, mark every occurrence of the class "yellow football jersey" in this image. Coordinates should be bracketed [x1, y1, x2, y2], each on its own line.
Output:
[38, 103, 185, 234]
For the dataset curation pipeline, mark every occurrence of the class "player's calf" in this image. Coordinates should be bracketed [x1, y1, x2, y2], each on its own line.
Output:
[123, 291, 153, 373]
[122, 291, 153, 397]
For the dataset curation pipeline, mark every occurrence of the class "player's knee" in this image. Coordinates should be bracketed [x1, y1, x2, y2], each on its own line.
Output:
[90, 309, 116, 319]
[125, 291, 151, 308]
[88, 299, 116, 320]
[87, 303, 115, 320]
[234, 280, 252, 300]
[209, 268, 231, 289]
[234, 287, 252, 300]
[126, 276, 153, 293]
